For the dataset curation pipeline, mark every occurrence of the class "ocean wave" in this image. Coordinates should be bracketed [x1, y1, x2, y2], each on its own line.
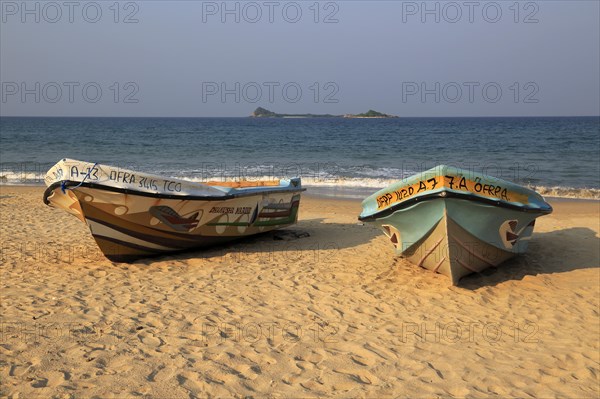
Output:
[179, 175, 600, 199]
[1, 171, 598, 200]
[527, 186, 600, 200]
[0, 171, 45, 185]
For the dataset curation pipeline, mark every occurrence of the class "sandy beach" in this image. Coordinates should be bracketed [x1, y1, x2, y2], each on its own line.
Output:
[1, 185, 598, 398]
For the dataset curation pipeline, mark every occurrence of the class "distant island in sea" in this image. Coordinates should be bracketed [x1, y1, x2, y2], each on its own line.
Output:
[250, 107, 398, 118]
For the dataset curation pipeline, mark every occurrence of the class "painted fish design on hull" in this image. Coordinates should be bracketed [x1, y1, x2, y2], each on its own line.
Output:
[149, 206, 199, 232]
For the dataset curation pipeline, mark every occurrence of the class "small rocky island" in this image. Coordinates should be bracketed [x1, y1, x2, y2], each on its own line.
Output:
[250, 107, 397, 118]
[343, 110, 398, 118]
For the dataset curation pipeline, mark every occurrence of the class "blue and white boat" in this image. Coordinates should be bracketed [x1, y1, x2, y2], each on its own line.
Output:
[359, 165, 553, 285]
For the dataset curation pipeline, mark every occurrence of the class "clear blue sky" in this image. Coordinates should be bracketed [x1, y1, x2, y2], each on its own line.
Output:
[1, 1, 599, 116]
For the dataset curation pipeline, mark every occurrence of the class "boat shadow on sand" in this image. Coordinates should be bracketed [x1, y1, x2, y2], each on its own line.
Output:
[459, 227, 600, 289]
[131, 218, 381, 265]
[126, 224, 598, 289]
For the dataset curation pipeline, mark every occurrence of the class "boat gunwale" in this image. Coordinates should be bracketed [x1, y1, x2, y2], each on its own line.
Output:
[43, 180, 306, 205]
[358, 190, 553, 222]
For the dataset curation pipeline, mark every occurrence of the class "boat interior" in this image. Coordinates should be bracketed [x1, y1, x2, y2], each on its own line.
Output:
[205, 180, 283, 188]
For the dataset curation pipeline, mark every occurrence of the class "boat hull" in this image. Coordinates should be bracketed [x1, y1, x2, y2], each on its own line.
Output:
[374, 198, 540, 284]
[359, 165, 552, 285]
[43, 159, 305, 262]
[44, 183, 302, 262]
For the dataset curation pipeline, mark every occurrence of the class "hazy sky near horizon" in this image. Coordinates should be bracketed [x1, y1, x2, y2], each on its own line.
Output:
[1, 1, 599, 117]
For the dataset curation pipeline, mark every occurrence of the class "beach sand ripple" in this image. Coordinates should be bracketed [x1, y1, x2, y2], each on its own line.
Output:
[1, 187, 598, 398]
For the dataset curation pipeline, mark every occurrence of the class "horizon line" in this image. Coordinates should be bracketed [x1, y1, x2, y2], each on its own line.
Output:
[2, 115, 599, 119]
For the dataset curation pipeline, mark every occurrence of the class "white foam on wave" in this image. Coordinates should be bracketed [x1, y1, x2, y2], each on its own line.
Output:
[176, 175, 600, 200]
[529, 185, 600, 200]
[1, 171, 598, 200]
[0, 171, 45, 185]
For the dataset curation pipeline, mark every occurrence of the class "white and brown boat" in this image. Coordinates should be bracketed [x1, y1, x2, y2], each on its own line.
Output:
[44, 159, 304, 262]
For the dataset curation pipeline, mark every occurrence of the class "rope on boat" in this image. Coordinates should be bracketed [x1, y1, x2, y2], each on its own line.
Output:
[61, 162, 99, 194]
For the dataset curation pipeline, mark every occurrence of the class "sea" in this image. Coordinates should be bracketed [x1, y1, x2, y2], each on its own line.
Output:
[1, 116, 599, 199]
